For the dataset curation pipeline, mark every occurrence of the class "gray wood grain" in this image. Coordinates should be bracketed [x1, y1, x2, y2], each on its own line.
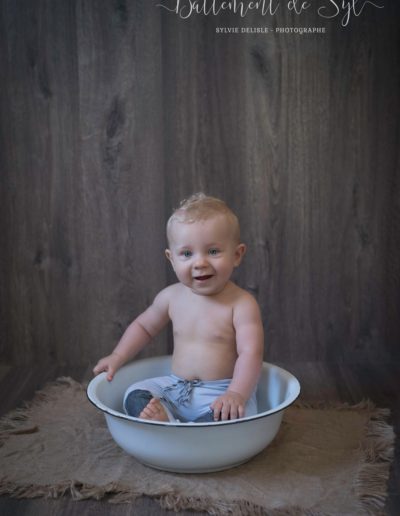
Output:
[0, 2, 399, 365]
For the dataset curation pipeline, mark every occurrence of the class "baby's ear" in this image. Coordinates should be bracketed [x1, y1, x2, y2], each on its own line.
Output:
[234, 243, 246, 266]
[165, 249, 176, 273]
[165, 249, 173, 264]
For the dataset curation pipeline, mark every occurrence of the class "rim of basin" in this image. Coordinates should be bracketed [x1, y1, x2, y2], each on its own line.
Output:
[87, 362, 301, 428]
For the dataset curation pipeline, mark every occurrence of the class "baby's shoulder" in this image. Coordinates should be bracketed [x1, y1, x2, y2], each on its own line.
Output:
[230, 284, 260, 310]
[230, 285, 262, 325]
[150, 284, 183, 313]
[158, 282, 184, 301]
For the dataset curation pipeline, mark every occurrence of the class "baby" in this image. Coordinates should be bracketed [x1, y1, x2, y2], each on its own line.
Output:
[93, 193, 264, 422]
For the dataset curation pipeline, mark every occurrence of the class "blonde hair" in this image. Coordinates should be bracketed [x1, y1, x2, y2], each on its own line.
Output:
[167, 193, 241, 243]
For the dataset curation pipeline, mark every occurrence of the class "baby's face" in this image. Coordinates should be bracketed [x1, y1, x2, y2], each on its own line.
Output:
[165, 215, 245, 296]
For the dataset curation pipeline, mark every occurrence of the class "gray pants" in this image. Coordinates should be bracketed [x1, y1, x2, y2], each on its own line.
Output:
[123, 374, 258, 423]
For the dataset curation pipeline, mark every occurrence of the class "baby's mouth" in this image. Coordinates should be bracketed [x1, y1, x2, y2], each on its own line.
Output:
[194, 275, 213, 281]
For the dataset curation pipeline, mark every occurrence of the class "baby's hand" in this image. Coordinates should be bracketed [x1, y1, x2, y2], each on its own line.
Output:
[92, 352, 125, 382]
[210, 390, 246, 421]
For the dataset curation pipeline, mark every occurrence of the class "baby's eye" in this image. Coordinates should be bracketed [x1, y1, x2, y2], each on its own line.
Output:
[208, 248, 220, 256]
[181, 250, 192, 258]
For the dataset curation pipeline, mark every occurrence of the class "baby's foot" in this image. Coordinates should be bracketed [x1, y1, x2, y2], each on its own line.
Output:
[139, 398, 169, 422]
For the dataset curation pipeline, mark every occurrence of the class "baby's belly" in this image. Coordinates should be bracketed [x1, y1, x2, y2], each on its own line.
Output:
[171, 344, 237, 381]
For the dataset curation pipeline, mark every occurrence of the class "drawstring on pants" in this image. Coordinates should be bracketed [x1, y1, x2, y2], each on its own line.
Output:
[163, 379, 203, 406]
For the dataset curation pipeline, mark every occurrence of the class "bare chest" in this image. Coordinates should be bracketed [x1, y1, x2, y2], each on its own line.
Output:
[169, 295, 235, 342]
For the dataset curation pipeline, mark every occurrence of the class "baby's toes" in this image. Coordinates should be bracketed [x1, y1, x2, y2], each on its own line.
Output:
[140, 401, 156, 419]
[149, 399, 169, 421]
[139, 398, 164, 420]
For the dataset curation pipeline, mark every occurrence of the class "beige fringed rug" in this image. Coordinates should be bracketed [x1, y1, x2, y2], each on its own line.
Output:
[0, 378, 395, 515]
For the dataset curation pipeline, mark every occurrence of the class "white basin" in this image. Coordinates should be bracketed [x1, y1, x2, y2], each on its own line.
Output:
[87, 355, 300, 473]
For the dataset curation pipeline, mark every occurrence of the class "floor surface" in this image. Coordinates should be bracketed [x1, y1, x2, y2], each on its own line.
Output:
[0, 361, 399, 515]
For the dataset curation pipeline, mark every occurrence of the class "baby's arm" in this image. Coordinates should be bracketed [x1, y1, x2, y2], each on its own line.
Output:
[211, 294, 264, 421]
[93, 288, 171, 381]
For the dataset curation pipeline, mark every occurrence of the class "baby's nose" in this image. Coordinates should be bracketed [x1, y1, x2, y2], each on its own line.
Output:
[193, 255, 208, 268]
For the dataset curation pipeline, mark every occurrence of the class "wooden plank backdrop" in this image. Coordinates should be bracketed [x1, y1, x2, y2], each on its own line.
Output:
[0, 1, 399, 366]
